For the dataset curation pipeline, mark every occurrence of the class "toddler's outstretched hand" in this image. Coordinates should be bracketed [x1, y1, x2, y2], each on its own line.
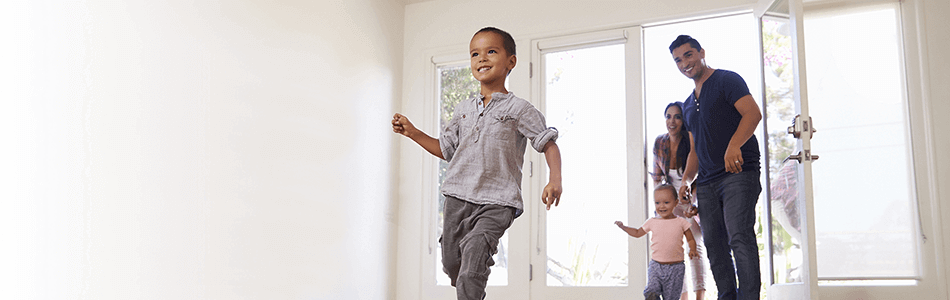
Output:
[616, 221, 646, 238]
[689, 248, 700, 260]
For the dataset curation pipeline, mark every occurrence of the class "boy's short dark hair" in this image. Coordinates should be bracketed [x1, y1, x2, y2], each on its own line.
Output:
[654, 183, 679, 199]
[475, 27, 516, 56]
[669, 35, 702, 54]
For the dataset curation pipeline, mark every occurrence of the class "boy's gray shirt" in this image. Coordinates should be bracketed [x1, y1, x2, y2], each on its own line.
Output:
[439, 92, 558, 217]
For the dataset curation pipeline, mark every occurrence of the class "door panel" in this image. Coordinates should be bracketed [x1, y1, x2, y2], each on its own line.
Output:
[758, 0, 923, 298]
[757, 0, 820, 298]
[530, 27, 645, 299]
[801, 3, 918, 281]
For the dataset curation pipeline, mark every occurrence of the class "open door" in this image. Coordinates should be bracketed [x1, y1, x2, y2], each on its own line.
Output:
[755, 0, 820, 299]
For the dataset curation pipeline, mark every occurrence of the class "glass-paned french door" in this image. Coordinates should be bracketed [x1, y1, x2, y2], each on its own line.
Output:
[542, 42, 629, 287]
[756, 0, 926, 298]
[529, 27, 645, 299]
[801, 2, 919, 281]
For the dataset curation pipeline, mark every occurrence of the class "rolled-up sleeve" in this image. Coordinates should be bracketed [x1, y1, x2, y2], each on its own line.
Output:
[440, 113, 461, 162]
[517, 105, 558, 153]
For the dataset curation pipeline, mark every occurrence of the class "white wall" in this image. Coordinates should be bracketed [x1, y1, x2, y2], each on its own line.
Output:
[2, 0, 403, 299]
[398, 0, 950, 299]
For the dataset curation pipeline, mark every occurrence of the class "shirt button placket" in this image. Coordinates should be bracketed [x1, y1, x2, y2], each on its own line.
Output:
[474, 102, 486, 143]
[473, 113, 481, 143]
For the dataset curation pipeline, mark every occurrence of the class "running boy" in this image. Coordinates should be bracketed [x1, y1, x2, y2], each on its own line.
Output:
[392, 27, 563, 300]
[616, 184, 699, 300]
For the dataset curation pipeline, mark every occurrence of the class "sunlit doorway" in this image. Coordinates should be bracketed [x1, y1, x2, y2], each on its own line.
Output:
[643, 13, 765, 300]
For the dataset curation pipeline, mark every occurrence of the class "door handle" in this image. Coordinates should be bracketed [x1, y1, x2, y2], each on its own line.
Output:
[787, 115, 803, 138]
[784, 150, 819, 164]
[784, 152, 802, 163]
[787, 115, 817, 139]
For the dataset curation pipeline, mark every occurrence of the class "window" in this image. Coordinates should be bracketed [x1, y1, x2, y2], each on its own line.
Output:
[542, 43, 629, 287]
[434, 63, 510, 286]
[803, 2, 919, 280]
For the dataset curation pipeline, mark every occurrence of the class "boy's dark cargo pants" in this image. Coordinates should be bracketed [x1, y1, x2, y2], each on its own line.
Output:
[441, 196, 515, 300]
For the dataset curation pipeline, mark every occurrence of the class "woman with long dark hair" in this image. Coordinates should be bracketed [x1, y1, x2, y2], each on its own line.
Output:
[652, 101, 706, 300]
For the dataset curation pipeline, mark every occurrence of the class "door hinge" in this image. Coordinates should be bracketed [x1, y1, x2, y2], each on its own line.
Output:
[530, 264, 533, 281]
[529, 161, 533, 177]
[529, 62, 533, 78]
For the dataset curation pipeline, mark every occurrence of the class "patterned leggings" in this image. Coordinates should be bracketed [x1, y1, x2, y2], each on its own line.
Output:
[644, 260, 686, 300]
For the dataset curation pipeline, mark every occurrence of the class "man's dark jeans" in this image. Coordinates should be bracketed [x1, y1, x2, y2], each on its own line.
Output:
[697, 170, 762, 300]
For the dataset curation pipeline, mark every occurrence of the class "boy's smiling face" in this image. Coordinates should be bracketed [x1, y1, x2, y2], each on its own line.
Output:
[469, 31, 516, 86]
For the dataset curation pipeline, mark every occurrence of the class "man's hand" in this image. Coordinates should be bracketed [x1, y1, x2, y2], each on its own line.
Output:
[724, 145, 743, 173]
[678, 183, 692, 205]
[541, 180, 562, 210]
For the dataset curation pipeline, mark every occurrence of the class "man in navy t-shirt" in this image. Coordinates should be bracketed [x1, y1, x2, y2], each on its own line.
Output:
[670, 35, 763, 300]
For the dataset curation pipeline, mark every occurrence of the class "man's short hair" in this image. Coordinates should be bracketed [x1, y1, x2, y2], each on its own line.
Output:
[475, 27, 517, 56]
[669, 35, 702, 54]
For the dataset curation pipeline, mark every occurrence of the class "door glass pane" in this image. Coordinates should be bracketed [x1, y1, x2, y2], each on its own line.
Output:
[435, 64, 509, 286]
[543, 44, 627, 287]
[803, 4, 919, 279]
[762, 15, 806, 284]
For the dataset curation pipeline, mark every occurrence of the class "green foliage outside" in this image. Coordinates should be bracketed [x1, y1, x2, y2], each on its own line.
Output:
[763, 20, 797, 179]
